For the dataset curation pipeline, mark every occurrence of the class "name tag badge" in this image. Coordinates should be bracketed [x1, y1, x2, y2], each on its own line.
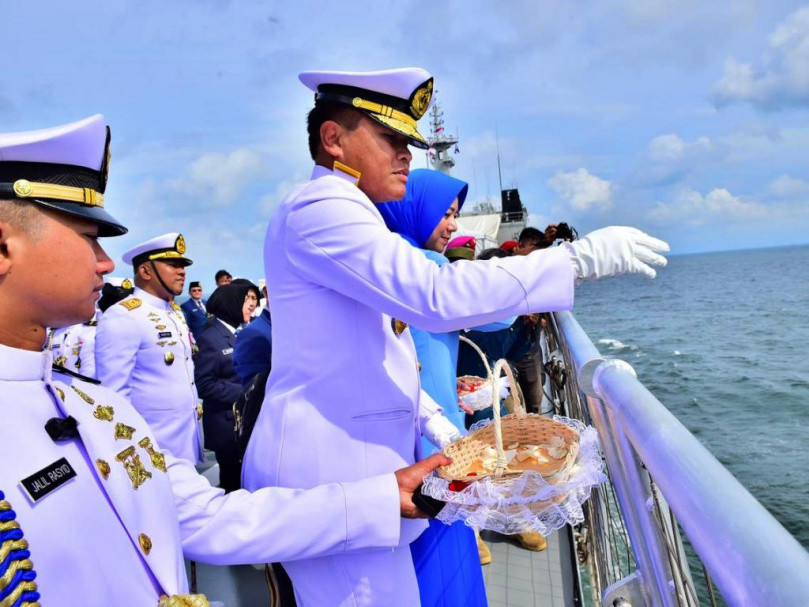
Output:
[222, 348, 234, 356]
[158, 331, 173, 339]
[20, 457, 77, 503]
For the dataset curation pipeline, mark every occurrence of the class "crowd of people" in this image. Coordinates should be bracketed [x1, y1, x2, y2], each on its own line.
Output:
[0, 66, 669, 606]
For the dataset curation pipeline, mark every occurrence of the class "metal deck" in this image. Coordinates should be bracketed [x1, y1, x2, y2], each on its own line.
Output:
[480, 530, 575, 607]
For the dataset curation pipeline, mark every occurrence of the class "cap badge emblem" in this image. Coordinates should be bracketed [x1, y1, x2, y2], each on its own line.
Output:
[175, 234, 186, 255]
[13, 179, 34, 197]
[409, 79, 433, 120]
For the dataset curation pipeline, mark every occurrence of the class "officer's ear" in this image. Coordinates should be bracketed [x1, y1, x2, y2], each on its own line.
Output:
[319, 120, 344, 161]
[0, 200, 39, 276]
[0, 220, 11, 277]
[135, 261, 151, 281]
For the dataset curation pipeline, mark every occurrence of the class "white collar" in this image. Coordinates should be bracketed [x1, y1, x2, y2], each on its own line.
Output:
[133, 286, 173, 310]
[218, 318, 238, 335]
[311, 164, 360, 185]
[0, 342, 52, 382]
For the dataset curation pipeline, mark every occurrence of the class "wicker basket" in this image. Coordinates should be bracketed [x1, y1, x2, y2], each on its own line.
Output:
[439, 338, 580, 484]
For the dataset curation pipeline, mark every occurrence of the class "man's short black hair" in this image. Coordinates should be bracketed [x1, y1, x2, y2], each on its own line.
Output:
[518, 227, 544, 246]
[306, 102, 363, 161]
[478, 247, 510, 261]
[215, 269, 232, 281]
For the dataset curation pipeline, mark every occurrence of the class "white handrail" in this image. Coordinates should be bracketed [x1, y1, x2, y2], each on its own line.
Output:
[553, 310, 809, 606]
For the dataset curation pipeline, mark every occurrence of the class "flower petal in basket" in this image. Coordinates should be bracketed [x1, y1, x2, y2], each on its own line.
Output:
[438, 414, 580, 482]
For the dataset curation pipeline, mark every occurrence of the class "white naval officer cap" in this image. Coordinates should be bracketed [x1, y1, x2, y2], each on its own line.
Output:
[105, 276, 133, 289]
[299, 68, 434, 149]
[122, 232, 193, 267]
[0, 115, 127, 236]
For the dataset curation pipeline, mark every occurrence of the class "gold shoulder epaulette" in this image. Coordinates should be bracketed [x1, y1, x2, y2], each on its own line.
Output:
[120, 298, 142, 311]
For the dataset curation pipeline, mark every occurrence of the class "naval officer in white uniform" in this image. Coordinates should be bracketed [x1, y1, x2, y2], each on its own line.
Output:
[241, 67, 669, 605]
[95, 233, 204, 463]
[0, 115, 449, 607]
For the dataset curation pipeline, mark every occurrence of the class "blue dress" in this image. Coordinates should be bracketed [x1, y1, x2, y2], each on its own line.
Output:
[409, 250, 512, 607]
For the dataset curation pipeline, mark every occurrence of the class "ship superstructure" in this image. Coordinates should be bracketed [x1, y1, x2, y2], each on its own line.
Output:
[427, 101, 458, 175]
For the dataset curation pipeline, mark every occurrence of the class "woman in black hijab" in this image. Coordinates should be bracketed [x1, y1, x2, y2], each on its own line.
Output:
[194, 281, 259, 491]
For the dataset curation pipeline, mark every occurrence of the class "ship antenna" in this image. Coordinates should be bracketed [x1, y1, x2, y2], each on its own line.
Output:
[496, 126, 504, 193]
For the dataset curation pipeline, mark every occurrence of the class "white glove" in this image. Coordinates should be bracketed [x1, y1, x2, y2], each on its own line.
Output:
[562, 226, 669, 280]
[422, 414, 463, 449]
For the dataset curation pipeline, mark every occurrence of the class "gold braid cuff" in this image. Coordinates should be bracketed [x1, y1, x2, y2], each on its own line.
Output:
[158, 594, 210, 607]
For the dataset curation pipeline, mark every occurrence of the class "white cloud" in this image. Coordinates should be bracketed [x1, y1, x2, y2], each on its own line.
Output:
[650, 188, 767, 225]
[548, 168, 613, 212]
[168, 148, 263, 208]
[769, 174, 809, 198]
[713, 7, 809, 109]
[648, 133, 712, 162]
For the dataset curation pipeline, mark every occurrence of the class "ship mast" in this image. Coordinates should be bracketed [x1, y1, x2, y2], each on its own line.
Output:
[427, 100, 458, 175]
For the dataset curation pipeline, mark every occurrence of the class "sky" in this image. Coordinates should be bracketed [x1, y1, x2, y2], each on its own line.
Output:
[3, 0, 809, 287]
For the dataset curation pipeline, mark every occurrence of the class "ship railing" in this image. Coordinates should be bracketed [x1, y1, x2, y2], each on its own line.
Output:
[548, 310, 809, 607]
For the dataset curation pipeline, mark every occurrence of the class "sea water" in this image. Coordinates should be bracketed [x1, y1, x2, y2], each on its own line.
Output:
[573, 244, 809, 552]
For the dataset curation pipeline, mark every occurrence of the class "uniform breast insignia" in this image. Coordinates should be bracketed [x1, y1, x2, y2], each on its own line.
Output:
[114, 423, 136, 440]
[156, 341, 168, 347]
[93, 405, 115, 422]
[148, 312, 160, 321]
[120, 298, 142, 311]
[54, 355, 67, 366]
[70, 385, 95, 405]
[138, 438, 167, 473]
[158, 594, 211, 607]
[96, 459, 111, 480]
[392, 319, 408, 335]
[0, 490, 41, 606]
[164, 352, 175, 365]
[155, 324, 167, 330]
[138, 532, 152, 556]
[116, 447, 152, 490]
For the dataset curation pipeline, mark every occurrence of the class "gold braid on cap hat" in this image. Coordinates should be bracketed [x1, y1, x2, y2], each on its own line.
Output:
[5, 179, 104, 207]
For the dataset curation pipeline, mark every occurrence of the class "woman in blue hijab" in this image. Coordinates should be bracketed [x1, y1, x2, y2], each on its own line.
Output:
[379, 168, 512, 606]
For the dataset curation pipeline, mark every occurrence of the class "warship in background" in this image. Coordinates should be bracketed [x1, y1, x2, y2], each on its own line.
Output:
[427, 101, 526, 246]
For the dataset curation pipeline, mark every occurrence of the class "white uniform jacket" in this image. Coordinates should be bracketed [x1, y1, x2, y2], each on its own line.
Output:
[49, 317, 98, 378]
[95, 287, 203, 463]
[241, 165, 575, 606]
[0, 343, 401, 606]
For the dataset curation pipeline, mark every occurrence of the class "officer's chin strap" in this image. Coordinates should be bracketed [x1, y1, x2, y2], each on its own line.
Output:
[149, 260, 181, 300]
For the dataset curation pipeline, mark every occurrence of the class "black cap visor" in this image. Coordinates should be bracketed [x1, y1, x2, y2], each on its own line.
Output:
[32, 198, 128, 237]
